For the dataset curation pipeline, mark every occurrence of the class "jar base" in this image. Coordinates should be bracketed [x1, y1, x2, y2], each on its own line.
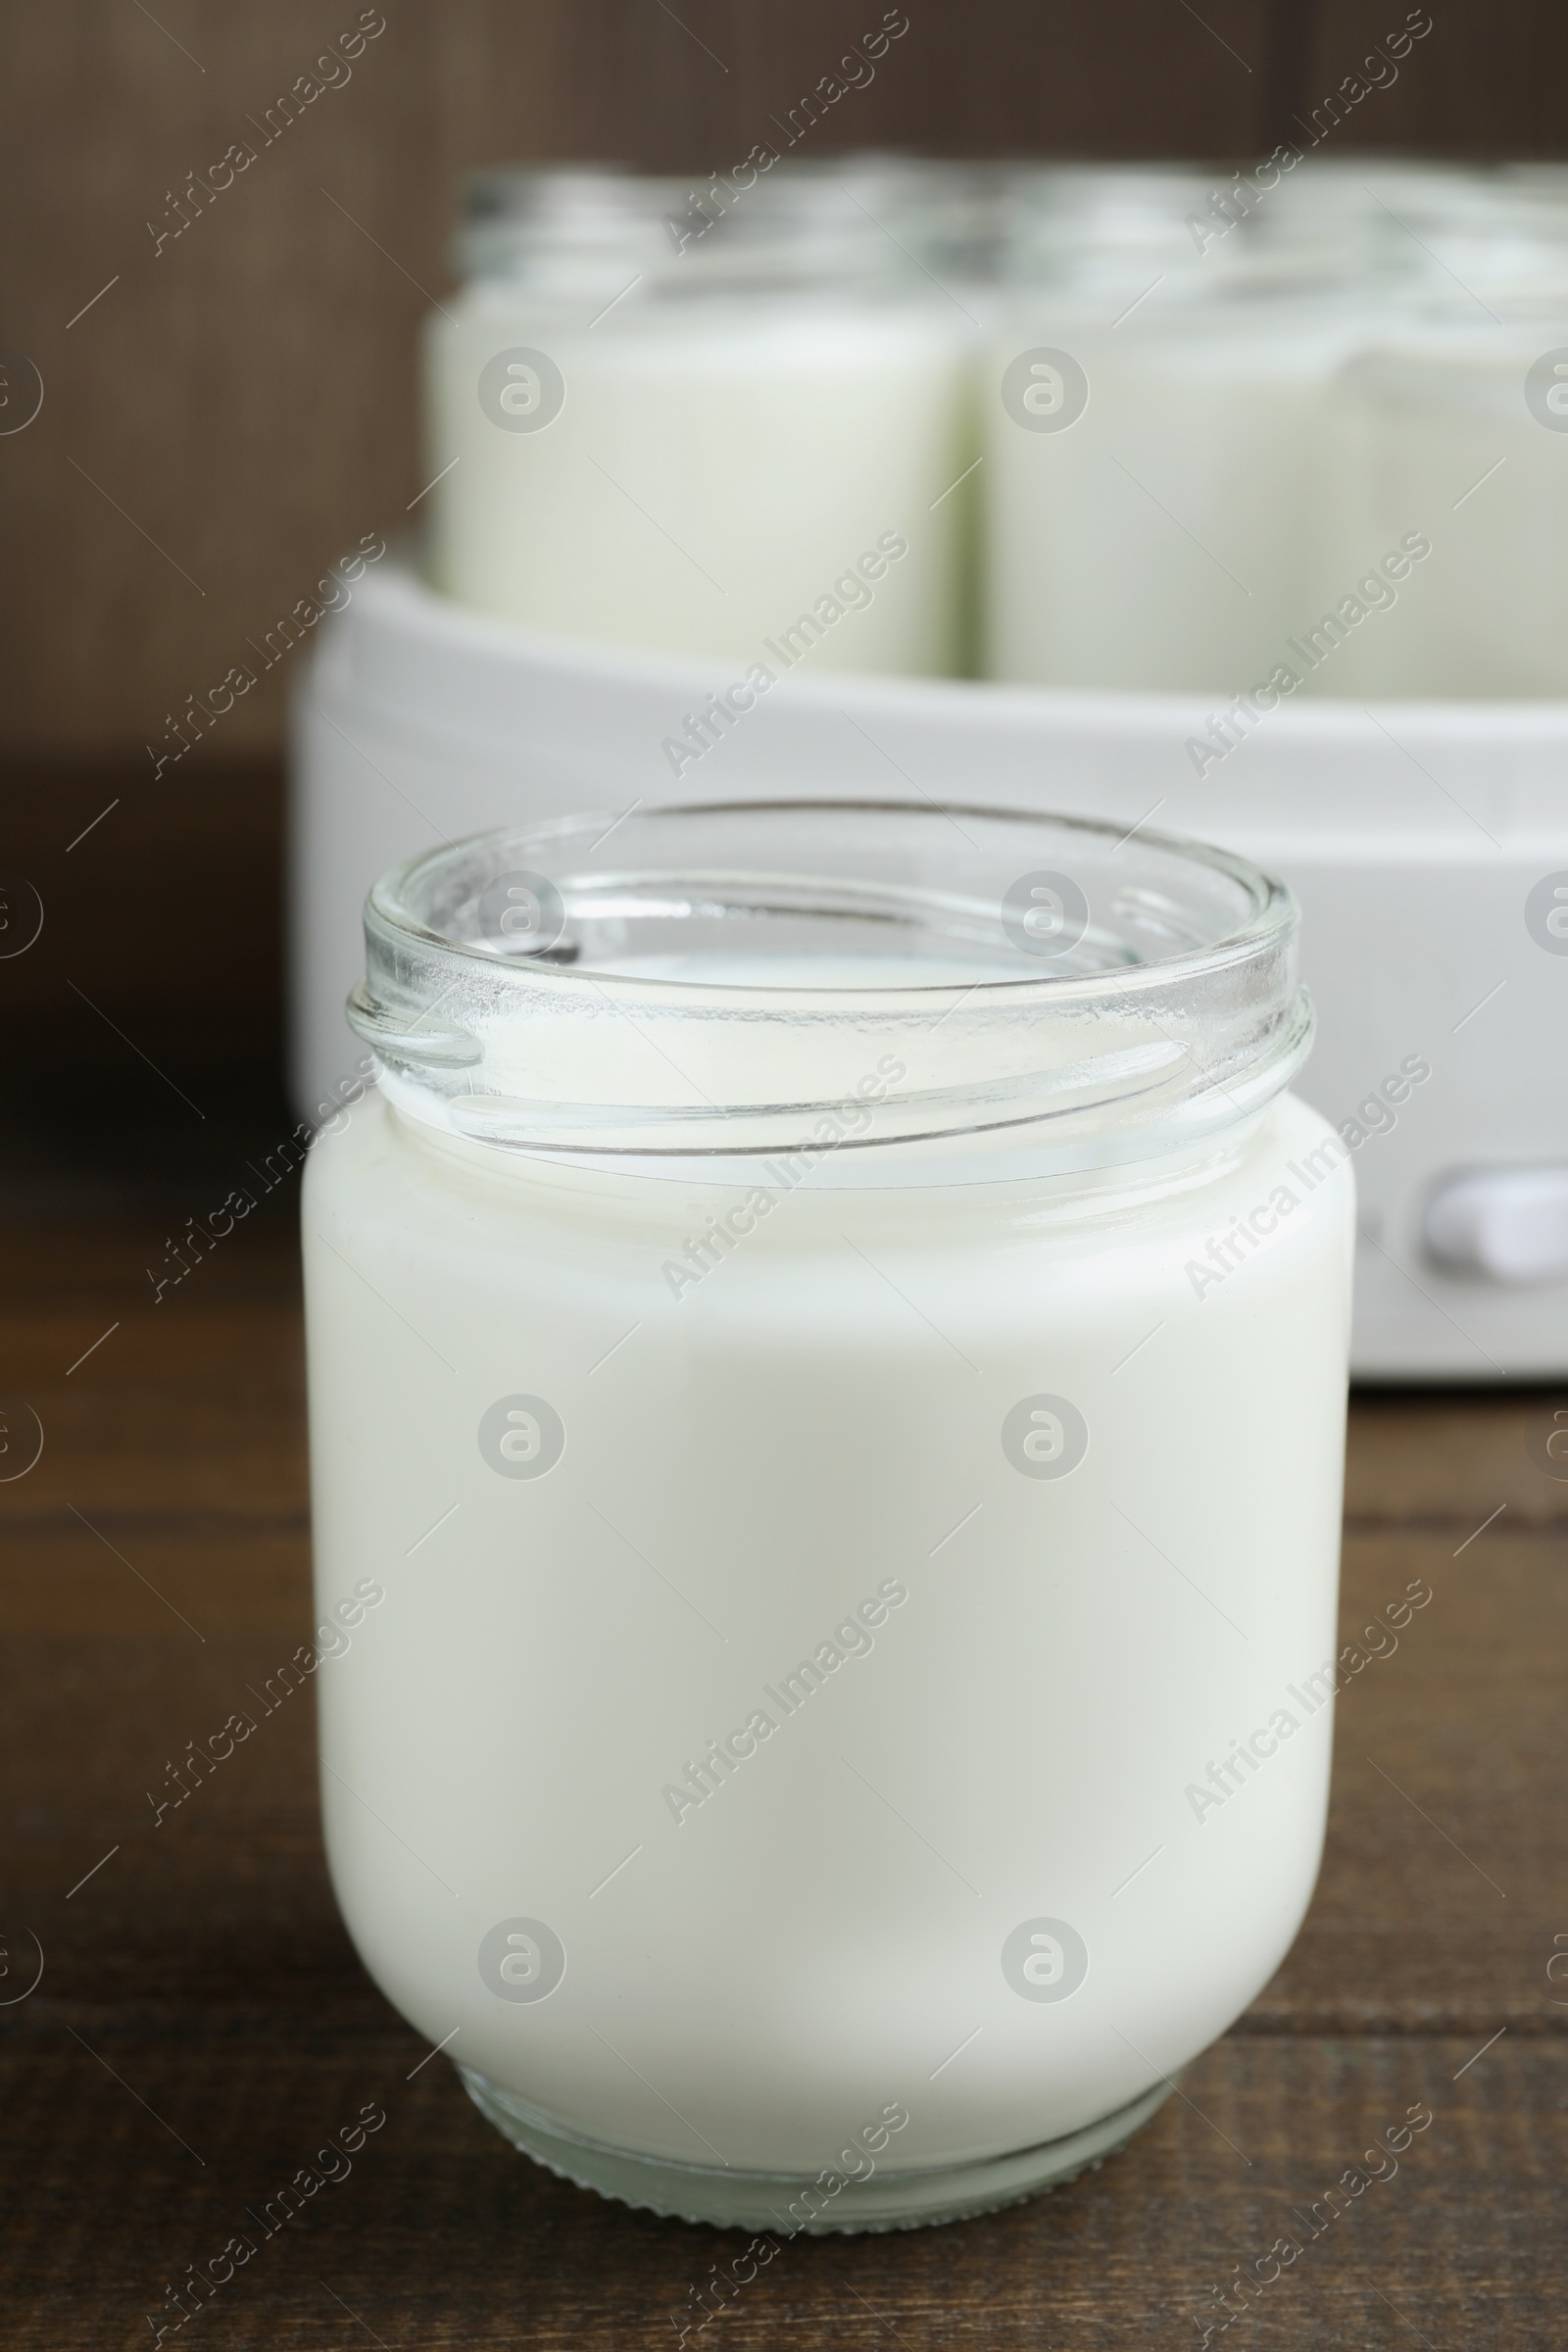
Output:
[455, 2063, 1174, 2233]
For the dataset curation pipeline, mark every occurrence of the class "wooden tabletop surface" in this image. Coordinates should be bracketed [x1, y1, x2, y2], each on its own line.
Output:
[3, 1210, 1564, 2350]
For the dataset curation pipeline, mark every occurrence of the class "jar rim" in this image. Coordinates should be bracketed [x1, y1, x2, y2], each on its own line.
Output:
[351, 799, 1310, 1164]
[368, 799, 1293, 989]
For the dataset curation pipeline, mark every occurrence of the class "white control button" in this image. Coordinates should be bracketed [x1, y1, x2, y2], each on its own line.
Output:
[1424, 1166, 1568, 1283]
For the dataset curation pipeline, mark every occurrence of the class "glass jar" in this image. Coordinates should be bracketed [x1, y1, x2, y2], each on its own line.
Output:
[304, 801, 1353, 2232]
[421, 167, 975, 674]
[982, 253, 1364, 694]
[1308, 282, 1568, 700]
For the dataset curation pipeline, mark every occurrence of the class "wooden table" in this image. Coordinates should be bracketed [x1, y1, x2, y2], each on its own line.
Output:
[3, 1212, 1564, 2349]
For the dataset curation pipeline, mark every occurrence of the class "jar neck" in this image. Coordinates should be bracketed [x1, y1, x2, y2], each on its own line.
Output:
[351, 803, 1309, 1174]
[379, 1078, 1279, 1205]
[456, 167, 926, 302]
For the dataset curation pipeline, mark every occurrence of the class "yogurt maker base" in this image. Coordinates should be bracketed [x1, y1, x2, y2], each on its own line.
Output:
[289, 560, 1568, 1381]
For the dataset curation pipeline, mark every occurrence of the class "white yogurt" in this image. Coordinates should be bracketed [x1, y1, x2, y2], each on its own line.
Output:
[982, 282, 1361, 694]
[422, 173, 975, 674]
[303, 805, 1352, 2221]
[1308, 303, 1568, 698]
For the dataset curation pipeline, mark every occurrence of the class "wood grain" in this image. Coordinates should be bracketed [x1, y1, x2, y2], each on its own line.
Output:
[0, 1212, 1564, 2346]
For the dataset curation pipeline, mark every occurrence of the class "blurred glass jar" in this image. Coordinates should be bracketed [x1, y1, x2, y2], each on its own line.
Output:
[837, 150, 1026, 313]
[1308, 271, 1568, 700]
[305, 800, 1352, 2232]
[982, 235, 1363, 693]
[421, 166, 975, 673]
[1245, 157, 1486, 282]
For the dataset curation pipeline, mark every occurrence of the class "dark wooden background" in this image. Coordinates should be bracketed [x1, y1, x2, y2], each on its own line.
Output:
[3, 0, 1568, 1171]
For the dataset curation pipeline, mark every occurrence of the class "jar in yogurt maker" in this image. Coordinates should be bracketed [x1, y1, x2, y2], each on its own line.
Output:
[982, 251, 1365, 694]
[421, 168, 976, 672]
[304, 801, 1352, 2231]
[1307, 283, 1568, 700]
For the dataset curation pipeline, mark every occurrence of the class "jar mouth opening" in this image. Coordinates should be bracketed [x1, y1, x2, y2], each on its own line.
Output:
[367, 800, 1291, 995]
[351, 800, 1308, 1163]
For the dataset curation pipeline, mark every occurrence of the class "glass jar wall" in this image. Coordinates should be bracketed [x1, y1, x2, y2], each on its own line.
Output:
[422, 167, 977, 674]
[303, 801, 1353, 2230]
[981, 256, 1365, 692]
